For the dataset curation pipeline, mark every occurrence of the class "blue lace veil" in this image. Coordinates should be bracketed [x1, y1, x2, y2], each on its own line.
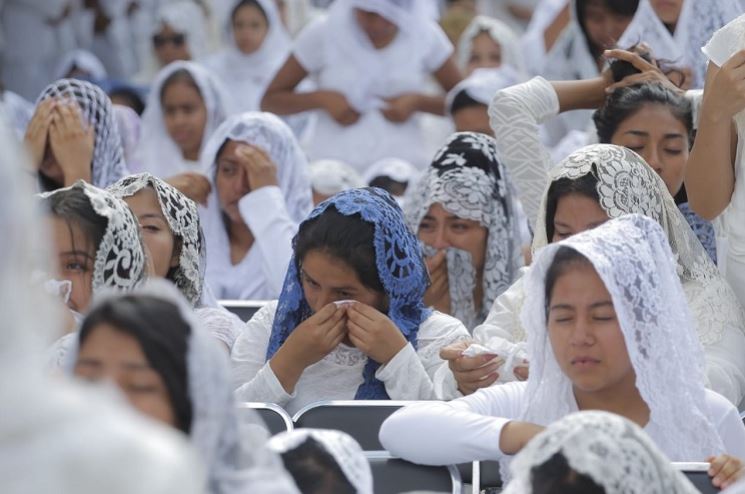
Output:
[265, 187, 432, 399]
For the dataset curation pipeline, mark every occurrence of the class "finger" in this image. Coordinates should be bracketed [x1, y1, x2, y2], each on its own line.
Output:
[603, 49, 657, 72]
[605, 73, 650, 92]
[347, 329, 367, 352]
[313, 302, 340, 323]
[722, 49, 745, 71]
[453, 355, 503, 373]
[347, 302, 379, 324]
[455, 362, 501, 386]
[476, 371, 500, 388]
[439, 341, 472, 360]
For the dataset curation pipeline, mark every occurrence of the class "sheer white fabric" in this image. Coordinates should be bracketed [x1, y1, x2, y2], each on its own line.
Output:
[457, 15, 527, 76]
[112, 105, 142, 170]
[501, 411, 700, 494]
[54, 49, 108, 80]
[362, 157, 420, 185]
[309, 160, 365, 196]
[1, 89, 34, 139]
[205, 0, 292, 114]
[618, 0, 740, 89]
[136, 61, 232, 180]
[231, 301, 470, 415]
[199, 112, 313, 300]
[445, 67, 524, 114]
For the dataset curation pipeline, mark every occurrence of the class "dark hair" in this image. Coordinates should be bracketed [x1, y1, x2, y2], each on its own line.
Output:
[79, 294, 193, 434]
[159, 68, 202, 104]
[593, 83, 693, 146]
[531, 452, 606, 494]
[231, 0, 269, 24]
[544, 247, 593, 314]
[294, 206, 384, 294]
[544, 173, 600, 241]
[108, 86, 146, 115]
[449, 89, 486, 115]
[279, 437, 356, 494]
[367, 176, 408, 197]
[45, 185, 108, 256]
[576, 0, 639, 59]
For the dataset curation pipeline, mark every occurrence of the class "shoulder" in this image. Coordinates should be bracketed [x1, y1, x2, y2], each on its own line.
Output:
[420, 310, 470, 338]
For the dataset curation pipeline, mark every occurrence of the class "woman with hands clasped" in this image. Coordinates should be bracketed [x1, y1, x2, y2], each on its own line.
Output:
[231, 187, 469, 414]
[26, 79, 128, 191]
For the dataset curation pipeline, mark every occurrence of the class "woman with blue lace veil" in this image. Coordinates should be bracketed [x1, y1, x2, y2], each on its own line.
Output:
[231, 187, 470, 414]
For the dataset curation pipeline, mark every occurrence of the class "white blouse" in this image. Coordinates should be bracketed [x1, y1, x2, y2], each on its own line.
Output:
[231, 301, 471, 415]
[380, 383, 745, 466]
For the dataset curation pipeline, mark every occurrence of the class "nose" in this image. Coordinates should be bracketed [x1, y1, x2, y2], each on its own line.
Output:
[430, 226, 450, 251]
[316, 289, 341, 309]
[641, 147, 662, 174]
[569, 317, 594, 346]
[232, 167, 251, 196]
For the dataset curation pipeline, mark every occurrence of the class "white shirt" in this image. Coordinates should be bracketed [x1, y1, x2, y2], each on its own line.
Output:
[380, 382, 745, 466]
[231, 301, 470, 415]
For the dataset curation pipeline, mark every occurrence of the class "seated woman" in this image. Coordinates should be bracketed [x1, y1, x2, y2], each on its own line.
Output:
[502, 411, 720, 493]
[308, 159, 365, 206]
[362, 157, 418, 204]
[108, 173, 244, 350]
[438, 145, 745, 408]
[405, 132, 528, 331]
[70, 281, 299, 493]
[381, 215, 745, 488]
[200, 112, 312, 300]
[230, 188, 470, 414]
[136, 61, 230, 204]
[25, 79, 128, 191]
[456, 15, 525, 77]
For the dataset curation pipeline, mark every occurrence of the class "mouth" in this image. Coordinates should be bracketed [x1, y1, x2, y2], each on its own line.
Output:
[571, 357, 600, 369]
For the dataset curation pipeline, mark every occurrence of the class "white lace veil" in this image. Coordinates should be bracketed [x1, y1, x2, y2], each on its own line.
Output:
[136, 61, 232, 179]
[617, 0, 740, 89]
[38, 79, 128, 188]
[457, 15, 526, 76]
[502, 411, 700, 494]
[521, 214, 724, 461]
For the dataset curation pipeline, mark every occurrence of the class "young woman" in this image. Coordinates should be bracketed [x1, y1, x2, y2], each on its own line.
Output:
[136, 61, 231, 204]
[108, 173, 243, 350]
[205, 0, 292, 113]
[437, 145, 745, 409]
[200, 112, 312, 300]
[230, 188, 470, 414]
[457, 15, 526, 77]
[71, 281, 299, 494]
[381, 215, 745, 489]
[25, 79, 128, 191]
[261, 0, 462, 172]
[405, 132, 527, 331]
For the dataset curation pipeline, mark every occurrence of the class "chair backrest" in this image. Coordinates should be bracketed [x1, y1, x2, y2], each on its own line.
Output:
[219, 300, 269, 322]
[366, 451, 462, 494]
[238, 402, 293, 436]
[292, 400, 417, 451]
[672, 463, 717, 494]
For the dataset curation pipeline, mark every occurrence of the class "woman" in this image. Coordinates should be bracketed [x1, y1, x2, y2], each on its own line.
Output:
[136, 61, 231, 204]
[25, 79, 128, 191]
[381, 215, 745, 488]
[71, 281, 300, 494]
[230, 187, 470, 414]
[457, 15, 526, 77]
[108, 173, 243, 350]
[362, 157, 419, 203]
[205, 0, 292, 113]
[308, 160, 365, 206]
[261, 0, 462, 172]
[200, 112, 312, 300]
[405, 132, 526, 331]
[502, 411, 705, 493]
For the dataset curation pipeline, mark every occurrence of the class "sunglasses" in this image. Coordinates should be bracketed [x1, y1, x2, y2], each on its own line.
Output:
[152, 33, 186, 48]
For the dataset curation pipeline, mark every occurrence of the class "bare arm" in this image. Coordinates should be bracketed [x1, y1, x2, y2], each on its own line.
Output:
[260, 55, 332, 115]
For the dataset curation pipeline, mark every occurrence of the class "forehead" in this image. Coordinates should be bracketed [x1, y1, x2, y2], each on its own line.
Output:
[50, 215, 95, 253]
[161, 81, 203, 105]
[301, 250, 365, 286]
[79, 323, 149, 363]
[614, 104, 689, 136]
[549, 261, 610, 302]
[124, 187, 165, 216]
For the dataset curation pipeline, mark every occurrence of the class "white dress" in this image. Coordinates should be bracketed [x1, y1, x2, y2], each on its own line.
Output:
[231, 301, 471, 415]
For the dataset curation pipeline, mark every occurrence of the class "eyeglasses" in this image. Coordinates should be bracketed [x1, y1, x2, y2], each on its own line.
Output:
[152, 33, 186, 48]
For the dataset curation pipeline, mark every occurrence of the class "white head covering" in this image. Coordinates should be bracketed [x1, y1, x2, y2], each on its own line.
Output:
[136, 61, 232, 179]
[502, 411, 700, 494]
[205, 0, 292, 113]
[446, 67, 522, 115]
[457, 15, 526, 76]
[309, 159, 365, 196]
[155, 1, 210, 62]
[362, 157, 419, 185]
[521, 214, 724, 463]
[54, 49, 109, 80]
[267, 429, 373, 494]
[112, 104, 142, 169]
[617, 0, 740, 89]
[38, 79, 129, 188]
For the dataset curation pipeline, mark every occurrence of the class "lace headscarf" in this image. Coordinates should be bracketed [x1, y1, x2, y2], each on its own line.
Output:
[38, 79, 128, 188]
[265, 187, 432, 399]
[533, 144, 745, 350]
[136, 61, 232, 179]
[502, 411, 700, 494]
[267, 429, 373, 494]
[41, 181, 147, 293]
[457, 15, 526, 77]
[445, 67, 523, 115]
[108, 173, 205, 306]
[521, 214, 724, 464]
[405, 132, 523, 330]
[617, 0, 740, 89]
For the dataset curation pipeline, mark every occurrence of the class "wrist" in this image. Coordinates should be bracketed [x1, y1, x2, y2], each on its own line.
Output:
[63, 168, 91, 186]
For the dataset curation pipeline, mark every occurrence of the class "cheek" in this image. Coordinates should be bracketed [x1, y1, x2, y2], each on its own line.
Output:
[126, 392, 177, 428]
[69, 273, 93, 312]
[144, 233, 175, 277]
[547, 327, 571, 369]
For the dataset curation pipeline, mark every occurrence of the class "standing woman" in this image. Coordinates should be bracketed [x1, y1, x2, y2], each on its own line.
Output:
[261, 0, 462, 172]
[136, 61, 231, 204]
[200, 112, 312, 300]
[205, 0, 292, 113]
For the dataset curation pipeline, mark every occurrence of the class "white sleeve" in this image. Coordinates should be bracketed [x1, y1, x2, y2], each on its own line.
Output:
[231, 302, 295, 406]
[488, 76, 560, 228]
[703, 324, 745, 408]
[292, 17, 327, 73]
[239, 186, 297, 297]
[705, 390, 745, 459]
[422, 21, 454, 72]
[376, 312, 470, 401]
[379, 382, 527, 465]
[195, 307, 244, 351]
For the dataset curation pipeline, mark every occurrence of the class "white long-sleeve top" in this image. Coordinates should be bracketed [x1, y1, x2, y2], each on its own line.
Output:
[380, 383, 745, 466]
[231, 301, 470, 415]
